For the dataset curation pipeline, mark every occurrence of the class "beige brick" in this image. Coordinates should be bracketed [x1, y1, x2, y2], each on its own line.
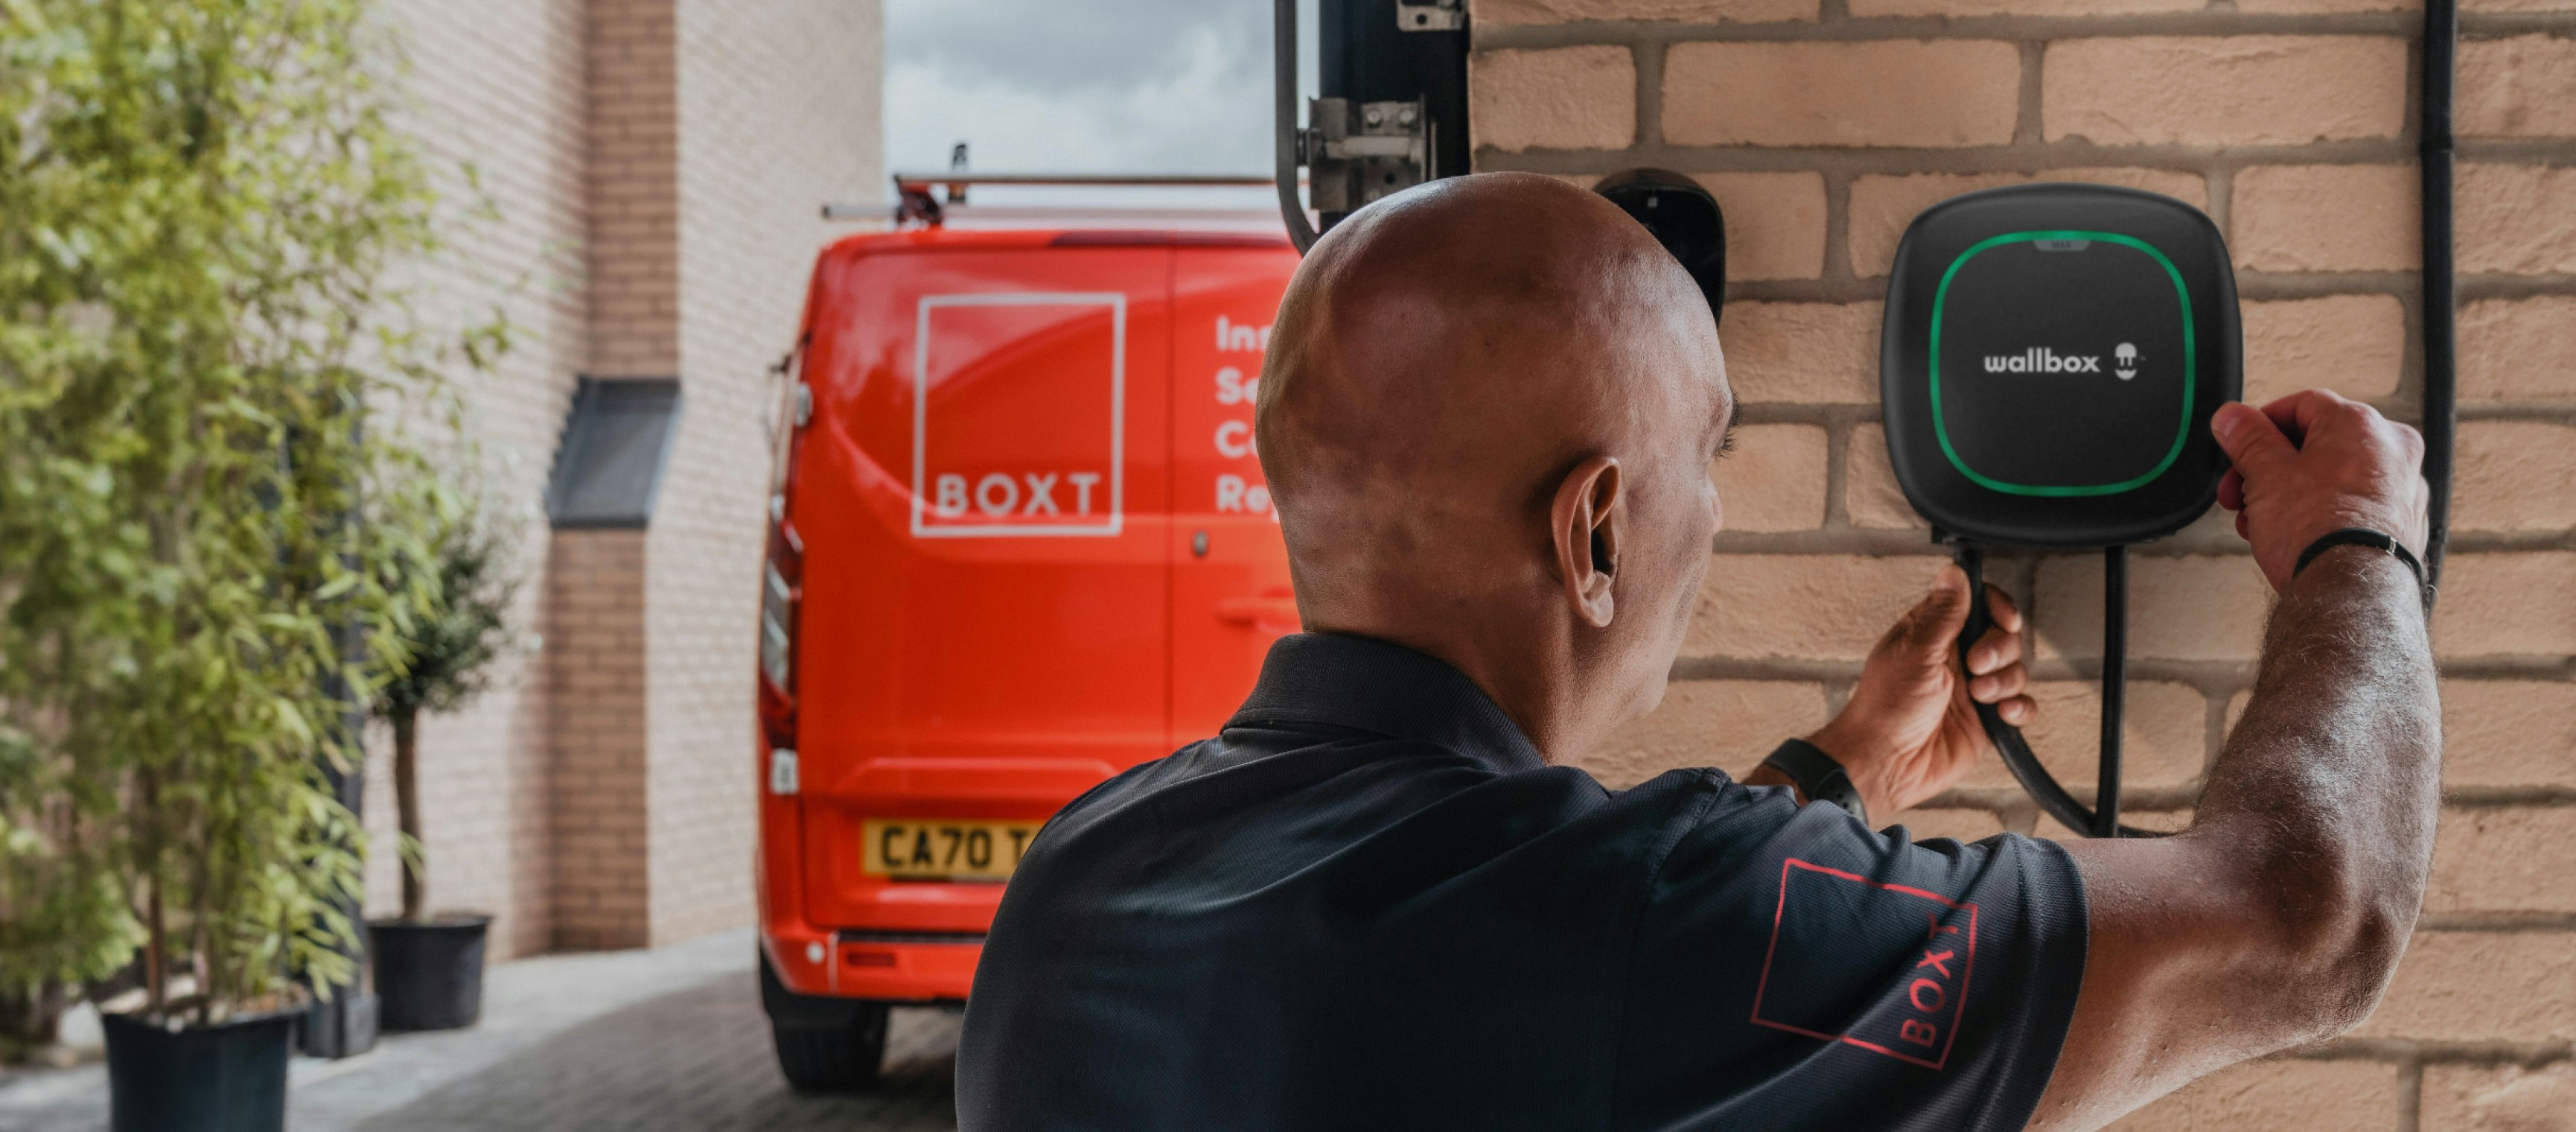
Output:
[2045, 37, 2408, 147]
[2236, 0, 2412, 10]
[2456, 422, 2576, 533]
[2461, 35, 2576, 139]
[2035, 554, 2272, 662]
[1663, 42, 2020, 148]
[1471, 47, 1636, 153]
[2233, 165, 2420, 273]
[1858, 0, 2188, 14]
[1475, 0, 1817, 22]
[1721, 302, 1879, 405]
[2429, 807, 2576, 914]
[2434, 553, 2576, 658]
[1847, 169, 2208, 279]
[2423, 1063, 2576, 1132]
[1715, 424, 1829, 532]
[2103, 1059, 2400, 1132]
[2461, 297, 2576, 402]
[2468, 0, 2576, 10]
[1846, 424, 1925, 530]
[2241, 296, 2407, 405]
[1887, 807, 2004, 842]
[1686, 553, 1943, 660]
[2461, 163, 2576, 276]
[1691, 172, 1827, 281]
[2357, 930, 2576, 1041]
[1960, 680, 2205, 791]
[1585, 680, 1830, 787]
[2442, 680, 2576, 790]
[2037, 807, 2195, 839]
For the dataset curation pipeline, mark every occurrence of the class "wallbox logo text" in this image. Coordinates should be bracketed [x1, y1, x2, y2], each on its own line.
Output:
[1983, 347, 2102, 375]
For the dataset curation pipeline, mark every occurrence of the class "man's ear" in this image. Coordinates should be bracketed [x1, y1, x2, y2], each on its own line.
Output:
[1549, 456, 1623, 629]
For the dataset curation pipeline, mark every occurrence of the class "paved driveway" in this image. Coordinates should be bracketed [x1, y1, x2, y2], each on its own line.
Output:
[0, 929, 960, 1132]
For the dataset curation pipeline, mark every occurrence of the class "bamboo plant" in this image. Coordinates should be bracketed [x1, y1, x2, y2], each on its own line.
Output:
[0, 0, 497, 1029]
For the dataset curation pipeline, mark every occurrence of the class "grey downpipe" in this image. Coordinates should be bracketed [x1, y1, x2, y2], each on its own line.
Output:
[1276, 0, 1321, 253]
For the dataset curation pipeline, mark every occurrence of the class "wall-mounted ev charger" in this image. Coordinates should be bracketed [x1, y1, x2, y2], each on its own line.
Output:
[1882, 185, 2240, 547]
[1882, 183, 2242, 838]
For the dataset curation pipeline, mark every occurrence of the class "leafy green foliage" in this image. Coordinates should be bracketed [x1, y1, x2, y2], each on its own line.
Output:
[0, 0, 491, 1026]
[375, 506, 519, 726]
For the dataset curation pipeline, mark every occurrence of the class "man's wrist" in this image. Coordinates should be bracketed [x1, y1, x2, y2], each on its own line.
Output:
[2292, 527, 2434, 614]
[1762, 738, 1868, 824]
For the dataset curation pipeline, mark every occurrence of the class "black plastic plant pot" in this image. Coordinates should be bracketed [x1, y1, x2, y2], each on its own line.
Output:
[101, 1009, 291, 1132]
[370, 913, 491, 1032]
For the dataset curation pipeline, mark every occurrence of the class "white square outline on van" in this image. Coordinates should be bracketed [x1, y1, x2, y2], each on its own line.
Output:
[910, 292, 1128, 538]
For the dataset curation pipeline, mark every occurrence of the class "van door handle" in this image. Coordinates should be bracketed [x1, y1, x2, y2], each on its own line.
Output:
[1216, 597, 1301, 634]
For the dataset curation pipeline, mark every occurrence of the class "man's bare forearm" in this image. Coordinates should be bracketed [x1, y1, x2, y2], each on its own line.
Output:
[2194, 547, 2441, 1030]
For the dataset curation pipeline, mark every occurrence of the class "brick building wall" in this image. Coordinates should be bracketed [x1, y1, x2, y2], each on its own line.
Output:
[1470, 0, 2576, 1125]
[357, 0, 881, 959]
[648, 0, 881, 945]
[365, 0, 593, 961]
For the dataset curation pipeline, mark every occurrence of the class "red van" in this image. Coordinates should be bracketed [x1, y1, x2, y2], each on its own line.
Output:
[753, 222, 1301, 1089]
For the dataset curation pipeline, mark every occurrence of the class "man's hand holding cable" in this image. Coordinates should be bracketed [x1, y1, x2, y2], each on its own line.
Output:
[1773, 567, 2035, 819]
[2212, 390, 2430, 593]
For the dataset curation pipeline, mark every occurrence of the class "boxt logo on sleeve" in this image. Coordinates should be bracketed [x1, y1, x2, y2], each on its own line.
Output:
[1981, 343, 2141, 381]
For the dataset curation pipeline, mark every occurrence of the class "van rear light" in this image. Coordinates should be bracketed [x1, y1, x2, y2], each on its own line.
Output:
[758, 497, 803, 754]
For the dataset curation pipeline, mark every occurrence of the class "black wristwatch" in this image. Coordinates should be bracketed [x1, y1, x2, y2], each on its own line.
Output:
[1762, 738, 1867, 824]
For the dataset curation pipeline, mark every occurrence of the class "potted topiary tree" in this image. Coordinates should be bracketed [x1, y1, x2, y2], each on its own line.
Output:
[369, 506, 519, 1032]
[0, 0, 490, 1128]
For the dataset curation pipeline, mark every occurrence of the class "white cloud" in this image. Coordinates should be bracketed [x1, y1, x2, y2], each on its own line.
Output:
[882, 0, 1313, 209]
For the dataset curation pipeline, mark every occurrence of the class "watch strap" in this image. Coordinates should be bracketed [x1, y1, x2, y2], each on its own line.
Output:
[1762, 738, 1867, 825]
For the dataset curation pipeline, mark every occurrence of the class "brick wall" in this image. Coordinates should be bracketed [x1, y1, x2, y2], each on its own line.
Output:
[546, 530, 653, 950]
[1472, 0, 2576, 1125]
[363, 0, 591, 961]
[360, 0, 879, 956]
[647, 0, 881, 945]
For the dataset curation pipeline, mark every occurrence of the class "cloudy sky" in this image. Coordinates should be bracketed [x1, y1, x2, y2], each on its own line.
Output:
[883, 0, 1315, 209]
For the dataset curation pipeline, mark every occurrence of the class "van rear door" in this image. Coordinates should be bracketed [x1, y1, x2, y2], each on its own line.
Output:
[792, 239, 1172, 931]
[1168, 242, 1301, 740]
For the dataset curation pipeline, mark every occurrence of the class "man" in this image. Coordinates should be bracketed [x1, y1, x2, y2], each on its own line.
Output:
[957, 174, 2437, 1131]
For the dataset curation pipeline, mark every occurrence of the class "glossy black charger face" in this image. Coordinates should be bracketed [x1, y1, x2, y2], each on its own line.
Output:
[1881, 183, 2242, 547]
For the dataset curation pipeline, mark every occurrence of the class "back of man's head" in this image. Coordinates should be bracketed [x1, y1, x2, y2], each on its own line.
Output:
[1254, 172, 1734, 761]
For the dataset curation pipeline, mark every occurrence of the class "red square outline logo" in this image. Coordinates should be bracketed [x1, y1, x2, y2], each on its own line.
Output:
[1748, 857, 1980, 1070]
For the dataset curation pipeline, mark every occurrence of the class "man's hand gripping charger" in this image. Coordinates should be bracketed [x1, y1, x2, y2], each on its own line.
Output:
[1881, 183, 2243, 836]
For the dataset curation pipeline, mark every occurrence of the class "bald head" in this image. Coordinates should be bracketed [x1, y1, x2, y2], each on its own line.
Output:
[1255, 172, 1734, 761]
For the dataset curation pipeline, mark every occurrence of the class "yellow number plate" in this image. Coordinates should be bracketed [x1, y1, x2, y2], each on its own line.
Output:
[861, 818, 1042, 880]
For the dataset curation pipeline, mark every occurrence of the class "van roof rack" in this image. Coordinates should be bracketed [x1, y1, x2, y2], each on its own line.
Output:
[827, 173, 1276, 227]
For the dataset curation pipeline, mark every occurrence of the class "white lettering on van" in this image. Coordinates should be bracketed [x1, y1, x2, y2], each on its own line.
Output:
[1215, 366, 1260, 406]
[975, 473, 1020, 517]
[934, 474, 970, 518]
[1215, 315, 1272, 354]
[1022, 472, 1060, 515]
[1215, 419, 1255, 460]
[1068, 471, 1101, 515]
[1216, 474, 1272, 515]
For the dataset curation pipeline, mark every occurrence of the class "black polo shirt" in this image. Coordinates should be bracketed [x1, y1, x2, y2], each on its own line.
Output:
[958, 633, 2088, 1131]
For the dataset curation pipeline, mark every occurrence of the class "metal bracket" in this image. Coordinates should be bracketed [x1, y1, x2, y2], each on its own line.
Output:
[1301, 97, 1430, 214]
[1396, 0, 1466, 31]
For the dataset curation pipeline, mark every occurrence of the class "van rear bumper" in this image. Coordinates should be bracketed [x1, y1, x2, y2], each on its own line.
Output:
[762, 926, 981, 1002]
